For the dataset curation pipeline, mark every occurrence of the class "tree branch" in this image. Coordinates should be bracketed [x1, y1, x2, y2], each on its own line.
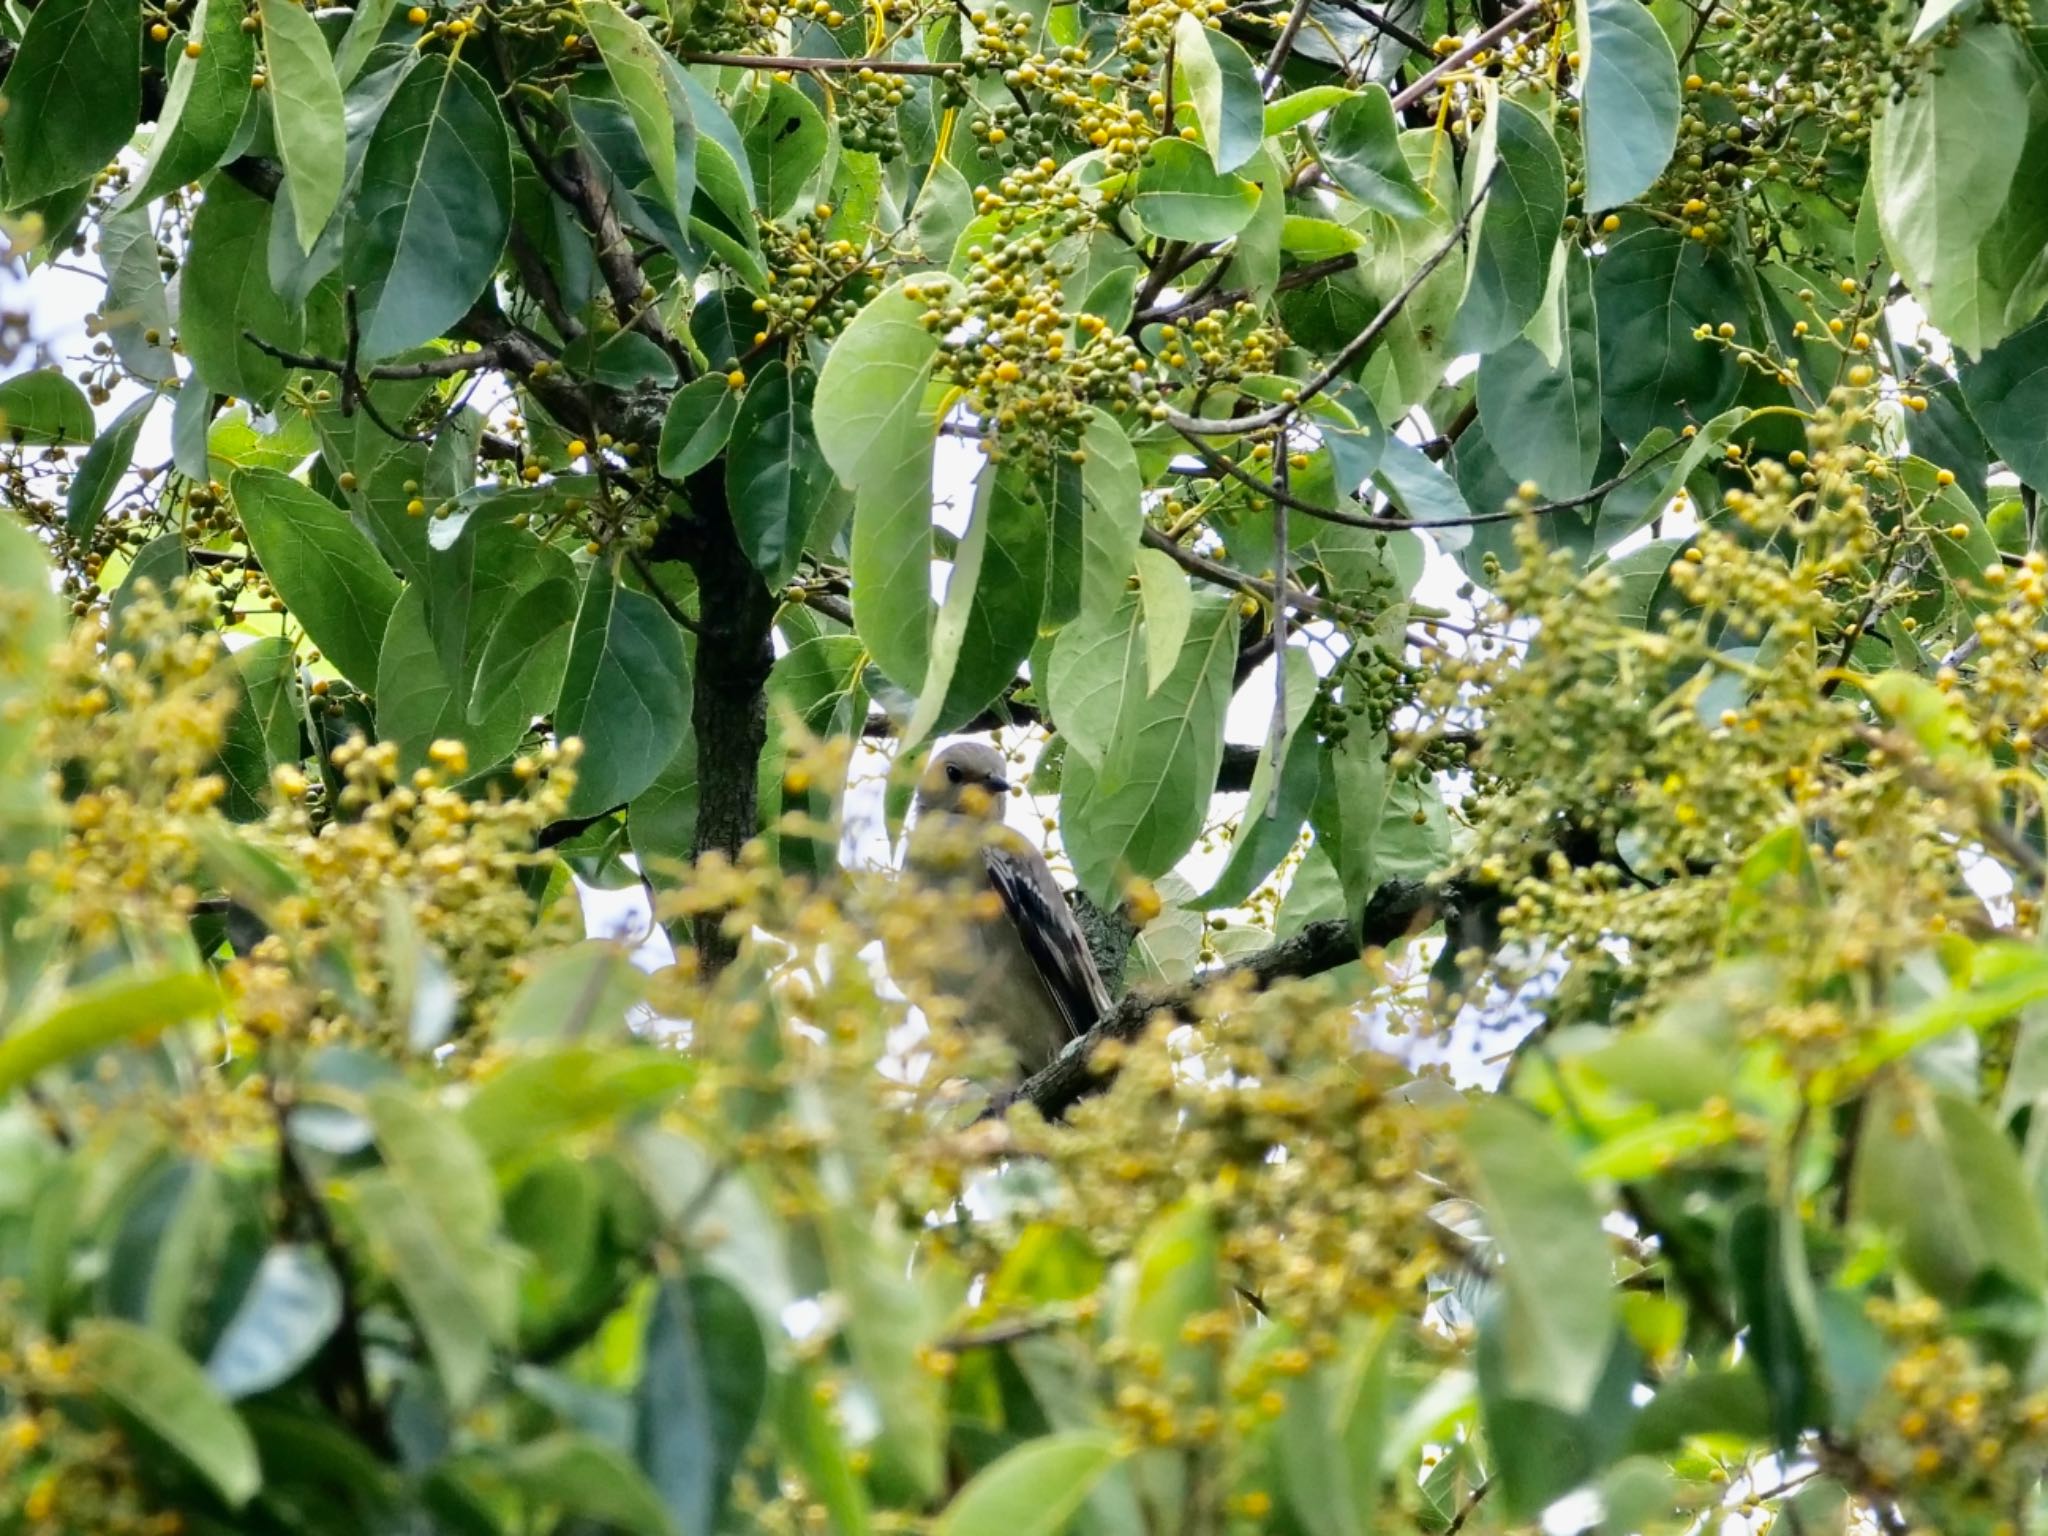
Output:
[1003, 876, 1456, 1119]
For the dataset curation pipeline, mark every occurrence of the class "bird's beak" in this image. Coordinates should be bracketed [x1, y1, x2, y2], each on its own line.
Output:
[987, 775, 1011, 794]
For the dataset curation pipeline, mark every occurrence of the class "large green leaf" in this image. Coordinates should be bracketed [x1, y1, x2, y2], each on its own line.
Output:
[659, 375, 743, 476]
[818, 276, 958, 690]
[206, 1246, 344, 1401]
[1171, 12, 1263, 174]
[906, 462, 1047, 743]
[1958, 311, 2048, 489]
[469, 572, 579, 730]
[932, 1433, 1126, 1536]
[345, 55, 513, 360]
[0, 369, 94, 445]
[1476, 252, 1602, 499]
[1452, 95, 1565, 355]
[582, 0, 683, 222]
[727, 361, 830, 586]
[740, 78, 826, 217]
[99, 206, 177, 381]
[637, 1273, 769, 1536]
[1459, 1100, 1619, 1416]
[0, 970, 220, 1098]
[218, 636, 304, 820]
[1313, 86, 1428, 220]
[1194, 651, 1320, 909]
[119, 0, 256, 208]
[1873, 22, 2035, 352]
[78, 1320, 261, 1506]
[0, 0, 141, 206]
[66, 393, 155, 541]
[1853, 1077, 2048, 1303]
[1574, 0, 1680, 210]
[232, 467, 401, 688]
[1059, 591, 1238, 902]
[351, 1168, 496, 1409]
[1593, 226, 1745, 441]
[554, 566, 693, 817]
[258, 0, 347, 252]
[1129, 138, 1261, 240]
[182, 177, 304, 409]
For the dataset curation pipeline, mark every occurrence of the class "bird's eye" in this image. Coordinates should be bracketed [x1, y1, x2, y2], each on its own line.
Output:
[945, 764, 963, 784]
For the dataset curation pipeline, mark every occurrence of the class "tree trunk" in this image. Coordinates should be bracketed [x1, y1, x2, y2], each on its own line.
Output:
[682, 474, 777, 973]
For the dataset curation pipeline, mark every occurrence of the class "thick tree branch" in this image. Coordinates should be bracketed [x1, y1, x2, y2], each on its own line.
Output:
[1004, 876, 1456, 1119]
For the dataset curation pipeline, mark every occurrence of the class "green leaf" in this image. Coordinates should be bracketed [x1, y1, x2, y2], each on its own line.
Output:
[370, 1084, 499, 1251]
[469, 571, 578, 729]
[1060, 592, 1237, 902]
[1958, 311, 2048, 489]
[659, 374, 743, 476]
[1452, 94, 1565, 355]
[818, 276, 959, 689]
[1130, 137, 1262, 240]
[1373, 436, 1473, 551]
[1459, 1099, 1619, 1415]
[0, 970, 219, 1099]
[64, 392, 154, 540]
[1113, 1199, 1222, 1397]
[1874, 23, 2035, 349]
[818, 1209, 946, 1502]
[582, 0, 682, 221]
[462, 1047, 694, 1165]
[491, 1433, 680, 1536]
[741, 78, 826, 217]
[554, 566, 693, 817]
[0, 0, 141, 205]
[495, 942, 648, 1044]
[346, 55, 514, 360]
[352, 1168, 496, 1407]
[1854, 1078, 2048, 1301]
[1593, 226, 1746, 441]
[1265, 83, 1355, 136]
[206, 1246, 344, 1401]
[1574, 0, 1680, 210]
[232, 467, 401, 688]
[932, 1433, 1125, 1536]
[909, 463, 1048, 742]
[1133, 545, 1194, 694]
[0, 369, 94, 446]
[637, 1274, 769, 1536]
[1045, 580, 1143, 771]
[1171, 12, 1263, 174]
[99, 206, 177, 381]
[1476, 253, 1601, 499]
[218, 636, 304, 820]
[727, 360, 830, 586]
[181, 176, 304, 409]
[120, 0, 257, 208]
[629, 731, 701, 878]
[1912, 0, 1982, 42]
[258, 0, 347, 252]
[1079, 409, 1144, 620]
[1313, 86, 1429, 219]
[1195, 650, 1320, 908]
[78, 1321, 260, 1506]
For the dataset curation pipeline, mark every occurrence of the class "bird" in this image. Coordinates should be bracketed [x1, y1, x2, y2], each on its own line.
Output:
[893, 741, 1113, 1079]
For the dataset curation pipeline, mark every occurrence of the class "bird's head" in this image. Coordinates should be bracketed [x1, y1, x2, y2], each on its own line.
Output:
[914, 742, 1013, 821]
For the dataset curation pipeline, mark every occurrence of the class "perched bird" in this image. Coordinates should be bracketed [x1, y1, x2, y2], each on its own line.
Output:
[895, 741, 1112, 1077]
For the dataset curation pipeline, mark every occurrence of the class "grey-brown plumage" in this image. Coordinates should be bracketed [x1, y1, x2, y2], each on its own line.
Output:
[897, 742, 1112, 1075]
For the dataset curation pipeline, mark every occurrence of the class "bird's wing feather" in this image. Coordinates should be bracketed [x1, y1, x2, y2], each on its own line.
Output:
[983, 842, 1114, 1042]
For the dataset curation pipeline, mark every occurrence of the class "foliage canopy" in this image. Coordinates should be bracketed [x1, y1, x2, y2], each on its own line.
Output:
[11, 0, 2048, 1532]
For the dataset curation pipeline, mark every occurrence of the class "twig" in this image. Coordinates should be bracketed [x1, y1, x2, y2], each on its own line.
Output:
[1002, 876, 1454, 1119]
[1261, 0, 1319, 92]
[1167, 168, 1494, 437]
[1141, 524, 1343, 621]
[681, 49, 959, 73]
[1385, 0, 1546, 110]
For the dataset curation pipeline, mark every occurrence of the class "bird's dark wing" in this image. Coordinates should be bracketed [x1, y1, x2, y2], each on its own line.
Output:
[983, 843, 1114, 1042]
